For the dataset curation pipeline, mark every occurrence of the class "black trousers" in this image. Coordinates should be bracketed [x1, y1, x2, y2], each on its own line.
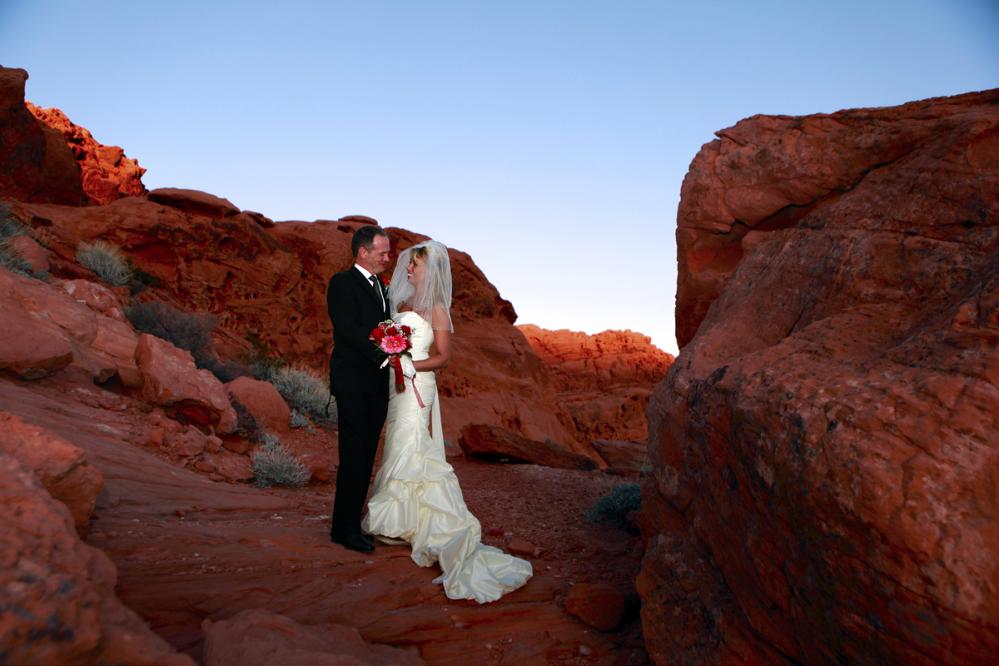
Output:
[329, 385, 388, 538]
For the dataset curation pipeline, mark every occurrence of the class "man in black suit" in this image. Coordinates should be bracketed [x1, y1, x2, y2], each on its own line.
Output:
[327, 226, 391, 553]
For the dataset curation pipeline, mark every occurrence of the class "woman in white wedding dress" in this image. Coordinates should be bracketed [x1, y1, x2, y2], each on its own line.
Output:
[361, 240, 532, 604]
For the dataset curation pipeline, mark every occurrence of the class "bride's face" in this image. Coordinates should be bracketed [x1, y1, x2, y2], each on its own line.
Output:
[407, 255, 426, 287]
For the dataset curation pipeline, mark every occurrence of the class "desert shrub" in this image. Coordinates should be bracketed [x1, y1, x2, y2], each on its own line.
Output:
[77, 240, 132, 286]
[0, 213, 36, 278]
[229, 394, 262, 441]
[0, 242, 32, 277]
[268, 366, 337, 426]
[128, 263, 161, 295]
[244, 331, 286, 381]
[252, 434, 310, 488]
[125, 301, 249, 382]
[585, 483, 641, 528]
[199, 355, 249, 383]
[126, 300, 215, 358]
[289, 409, 312, 430]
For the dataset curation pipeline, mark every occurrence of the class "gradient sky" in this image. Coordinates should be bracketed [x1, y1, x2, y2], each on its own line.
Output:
[2, 1, 997, 354]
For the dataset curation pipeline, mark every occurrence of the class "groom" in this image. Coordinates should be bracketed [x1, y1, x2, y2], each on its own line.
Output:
[327, 226, 391, 553]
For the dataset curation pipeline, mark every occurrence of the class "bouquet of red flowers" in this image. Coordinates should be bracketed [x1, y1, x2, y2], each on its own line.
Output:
[370, 320, 413, 392]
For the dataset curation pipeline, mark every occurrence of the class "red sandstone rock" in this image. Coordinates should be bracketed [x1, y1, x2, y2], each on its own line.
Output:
[135, 333, 237, 433]
[200, 449, 254, 482]
[0, 67, 84, 205]
[566, 583, 627, 632]
[8, 191, 592, 452]
[0, 267, 141, 384]
[147, 187, 239, 218]
[59, 278, 128, 321]
[202, 609, 425, 666]
[0, 451, 193, 665]
[226, 376, 291, 434]
[519, 325, 673, 444]
[506, 535, 537, 558]
[26, 102, 146, 205]
[338, 214, 379, 225]
[592, 440, 648, 475]
[0, 306, 73, 378]
[0, 375, 643, 664]
[0, 411, 103, 533]
[232, 210, 274, 229]
[164, 425, 209, 458]
[8, 233, 50, 273]
[459, 424, 598, 470]
[642, 89, 999, 664]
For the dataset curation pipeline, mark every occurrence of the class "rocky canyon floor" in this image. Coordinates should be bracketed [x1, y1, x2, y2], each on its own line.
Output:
[0, 372, 648, 665]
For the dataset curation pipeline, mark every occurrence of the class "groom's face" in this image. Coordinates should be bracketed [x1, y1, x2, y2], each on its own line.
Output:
[358, 235, 391, 274]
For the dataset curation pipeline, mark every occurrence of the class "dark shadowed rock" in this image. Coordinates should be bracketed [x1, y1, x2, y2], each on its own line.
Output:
[642, 88, 999, 664]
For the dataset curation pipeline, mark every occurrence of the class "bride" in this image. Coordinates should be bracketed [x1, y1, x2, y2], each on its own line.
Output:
[361, 240, 533, 603]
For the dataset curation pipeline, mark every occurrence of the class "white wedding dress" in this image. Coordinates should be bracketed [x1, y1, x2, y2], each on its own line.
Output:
[362, 311, 533, 603]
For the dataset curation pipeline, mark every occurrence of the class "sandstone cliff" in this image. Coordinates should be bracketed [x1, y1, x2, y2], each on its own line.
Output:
[640, 89, 999, 664]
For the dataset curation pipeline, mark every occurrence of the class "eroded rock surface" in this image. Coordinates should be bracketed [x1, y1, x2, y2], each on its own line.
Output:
[641, 89, 999, 664]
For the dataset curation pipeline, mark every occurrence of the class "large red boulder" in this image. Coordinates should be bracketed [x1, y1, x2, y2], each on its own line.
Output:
[202, 609, 425, 666]
[27, 101, 146, 205]
[135, 333, 237, 433]
[0, 451, 193, 665]
[641, 89, 999, 664]
[0, 411, 103, 533]
[0, 66, 84, 204]
[0, 268, 139, 385]
[0, 306, 73, 378]
[225, 376, 291, 434]
[565, 583, 627, 632]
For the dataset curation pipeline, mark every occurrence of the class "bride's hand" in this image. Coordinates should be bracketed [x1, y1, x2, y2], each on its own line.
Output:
[400, 354, 417, 378]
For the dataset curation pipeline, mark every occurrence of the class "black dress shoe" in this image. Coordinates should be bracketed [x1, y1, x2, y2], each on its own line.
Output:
[330, 532, 374, 553]
[358, 533, 374, 548]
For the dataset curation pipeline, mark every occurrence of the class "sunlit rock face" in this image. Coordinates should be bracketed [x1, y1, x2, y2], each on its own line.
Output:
[641, 89, 999, 664]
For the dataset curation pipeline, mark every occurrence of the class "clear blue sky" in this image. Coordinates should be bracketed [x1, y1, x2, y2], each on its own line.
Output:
[2, 1, 996, 354]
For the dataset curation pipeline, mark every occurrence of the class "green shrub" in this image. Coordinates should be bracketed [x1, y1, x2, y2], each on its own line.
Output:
[77, 240, 132, 286]
[269, 366, 336, 426]
[585, 483, 641, 528]
[252, 434, 310, 488]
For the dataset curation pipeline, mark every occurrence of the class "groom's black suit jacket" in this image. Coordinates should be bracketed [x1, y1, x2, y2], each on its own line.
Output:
[327, 266, 390, 539]
[327, 266, 390, 397]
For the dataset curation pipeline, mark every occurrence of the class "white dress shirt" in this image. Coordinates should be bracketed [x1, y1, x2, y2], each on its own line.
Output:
[354, 264, 385, 310]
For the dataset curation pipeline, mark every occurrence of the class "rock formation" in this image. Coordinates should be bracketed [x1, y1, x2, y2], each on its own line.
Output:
[0, 450, 193, 665]
[0, 67, 84, 205]
[640, 89, 999, 664]
[519, 325, 674, 444]
[0, 63, 650, 663]
[27, 101, 146, 205]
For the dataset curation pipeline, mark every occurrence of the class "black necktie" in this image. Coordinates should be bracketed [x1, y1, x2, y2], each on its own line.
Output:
[369, 275, 384, 308]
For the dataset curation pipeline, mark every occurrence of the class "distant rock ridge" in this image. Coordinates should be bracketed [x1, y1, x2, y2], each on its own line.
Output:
[519, 324, 674, 445]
